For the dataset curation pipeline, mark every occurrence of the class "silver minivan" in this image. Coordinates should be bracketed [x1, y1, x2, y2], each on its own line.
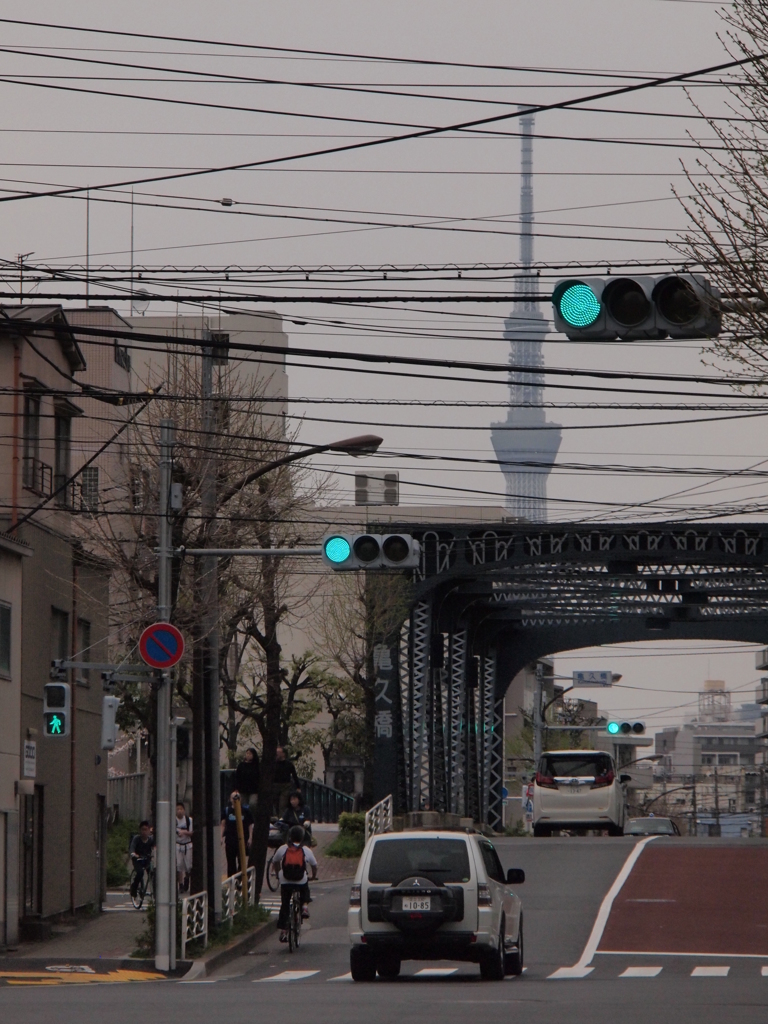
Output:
[348, 830, 524, 981]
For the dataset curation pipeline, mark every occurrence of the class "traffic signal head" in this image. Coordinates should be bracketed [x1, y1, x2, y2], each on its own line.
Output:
[101, 695, 121, 751]
[607, 721, 645, 736]
[321, 533, 420, 571]
[43, 683, 71, 736]
[553, 274, 720, 341]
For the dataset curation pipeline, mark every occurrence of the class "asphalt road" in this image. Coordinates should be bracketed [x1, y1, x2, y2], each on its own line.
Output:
[2, 837, 767, 1024]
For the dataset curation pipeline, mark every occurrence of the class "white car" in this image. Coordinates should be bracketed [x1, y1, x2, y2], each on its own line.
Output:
[348, 830, 525, 981]
[533, 749, 628, 837]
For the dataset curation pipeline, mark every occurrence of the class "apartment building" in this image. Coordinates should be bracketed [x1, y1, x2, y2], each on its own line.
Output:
[0, 306, 110, 947]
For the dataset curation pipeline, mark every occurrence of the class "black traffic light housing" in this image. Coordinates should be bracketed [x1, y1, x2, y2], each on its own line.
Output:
[43, 682, 71, 737]
[553, 274, 721, 341]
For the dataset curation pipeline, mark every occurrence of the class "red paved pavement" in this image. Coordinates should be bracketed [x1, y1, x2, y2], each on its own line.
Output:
[599, 844, 768, 955]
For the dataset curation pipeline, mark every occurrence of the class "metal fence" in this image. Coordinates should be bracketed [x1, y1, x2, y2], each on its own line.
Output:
[107, 772, 150, 823]
[365, 794, 393, 842]
[180, 890, 207, 961]
[220, 770, 353, 823]
[221, 866, 256, 925]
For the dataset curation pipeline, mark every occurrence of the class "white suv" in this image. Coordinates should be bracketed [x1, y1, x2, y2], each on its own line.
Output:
[348, 830, 524, 981]
[533, 749, 628, 837]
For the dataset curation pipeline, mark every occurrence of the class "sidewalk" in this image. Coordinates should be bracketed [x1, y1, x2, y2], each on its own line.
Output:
[1, 826, 356, 965]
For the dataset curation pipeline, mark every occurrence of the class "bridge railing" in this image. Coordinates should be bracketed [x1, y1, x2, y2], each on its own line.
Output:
[365, 794, 393, 842]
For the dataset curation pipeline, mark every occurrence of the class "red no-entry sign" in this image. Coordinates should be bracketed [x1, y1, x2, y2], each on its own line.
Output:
[139, 622, 185, 669]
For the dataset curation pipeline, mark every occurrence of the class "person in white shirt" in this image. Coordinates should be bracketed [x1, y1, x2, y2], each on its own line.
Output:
[175, 802, 193, 893]
[272, 825, 318, 942]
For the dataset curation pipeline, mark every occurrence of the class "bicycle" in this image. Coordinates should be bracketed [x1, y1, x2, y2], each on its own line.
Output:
[266, 849, 280, 892]
[287, 887, 302, 952]
[129, 861, 154, 910]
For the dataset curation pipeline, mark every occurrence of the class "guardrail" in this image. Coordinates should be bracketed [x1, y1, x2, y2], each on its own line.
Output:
[180, 890, 208, 961]
[221, 866, 256, 926]
[365, 794, 393, 842]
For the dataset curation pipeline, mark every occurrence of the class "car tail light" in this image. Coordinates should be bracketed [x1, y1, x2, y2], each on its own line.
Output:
[535, 771, 557, 789]
[593, 770, 615, 789]
[349, 884, 361, 906]
[478, 883, 492, 906]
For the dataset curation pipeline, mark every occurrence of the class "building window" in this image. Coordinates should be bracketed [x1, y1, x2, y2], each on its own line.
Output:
[113, 339, 131, 372]
[76, 618, 91, 685]
[22, 393, 41, 490]
[54, 414, 71, 500]
[0, 603, 10, 677]
[51, 607, 69, 675]
[81, 466, 99, 513]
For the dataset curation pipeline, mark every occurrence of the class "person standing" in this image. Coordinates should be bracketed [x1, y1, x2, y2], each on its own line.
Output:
[175, 802, 193, 893]
[221, 790, 254, 878]
[272, 746, 300, 816]
[233, 747, 260, 817]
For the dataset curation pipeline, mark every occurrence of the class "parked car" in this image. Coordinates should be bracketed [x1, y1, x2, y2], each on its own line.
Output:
[348, 830, 525, 981]
[533, 749, 628, 837]
[624, 816, 680, 836]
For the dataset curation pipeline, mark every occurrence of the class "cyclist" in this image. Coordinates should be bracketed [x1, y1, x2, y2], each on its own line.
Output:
[273, 824, 317, 943]
[282, 790, 314, 844]
[129, 820, 155, 897]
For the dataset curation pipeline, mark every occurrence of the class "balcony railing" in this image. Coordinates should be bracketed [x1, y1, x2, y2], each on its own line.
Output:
[22, 456, 52, 495]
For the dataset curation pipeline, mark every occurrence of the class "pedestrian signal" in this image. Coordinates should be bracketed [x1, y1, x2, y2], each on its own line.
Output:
[43, 682, 71, 737]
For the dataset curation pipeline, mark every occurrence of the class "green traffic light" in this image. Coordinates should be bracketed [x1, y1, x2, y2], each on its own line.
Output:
[324, 536, 351, 563]
[607, 721, 620, 735]
[45, 713, 64, 735]
[557, 283, 601, 328]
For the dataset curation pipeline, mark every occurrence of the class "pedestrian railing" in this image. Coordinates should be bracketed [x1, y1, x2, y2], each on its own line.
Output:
[221, 865, 256, 925]
[180, 890, 208, 961]
[365, 794, 393, 842]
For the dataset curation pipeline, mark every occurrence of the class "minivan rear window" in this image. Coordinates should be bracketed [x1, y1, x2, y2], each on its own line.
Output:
[368, 838, 471, 884]
[539, 753, 613, 778]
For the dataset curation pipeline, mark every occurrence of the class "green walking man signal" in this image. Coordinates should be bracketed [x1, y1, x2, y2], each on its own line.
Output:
[43, 682, 71, 737]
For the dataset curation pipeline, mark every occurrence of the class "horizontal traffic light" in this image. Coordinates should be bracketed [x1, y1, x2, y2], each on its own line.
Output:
[553, 274, 721, 341]
[606, 721, 645, 736]
[322, 533, 420, 571]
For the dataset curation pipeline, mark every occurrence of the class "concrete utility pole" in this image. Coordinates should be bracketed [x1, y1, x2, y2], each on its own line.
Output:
[200, 334, 222, 926]
[713, 765, 721, 837]
[155, 419, 175, 971]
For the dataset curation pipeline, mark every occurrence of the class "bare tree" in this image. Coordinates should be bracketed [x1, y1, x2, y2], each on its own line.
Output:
[676, 2, 768, 379]
[311, 571, 411, 807]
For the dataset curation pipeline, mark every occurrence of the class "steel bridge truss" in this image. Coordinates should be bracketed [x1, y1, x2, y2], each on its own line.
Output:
[388, 521, 768, 830]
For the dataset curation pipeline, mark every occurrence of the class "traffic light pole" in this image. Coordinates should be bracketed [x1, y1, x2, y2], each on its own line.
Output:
[155, 419, 174, 972]
[533, 664, 544, 770]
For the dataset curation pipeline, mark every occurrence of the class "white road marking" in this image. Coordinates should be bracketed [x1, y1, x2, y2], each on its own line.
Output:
[179, 980, 218, 984]
[598, 951, 768, 959]
[619, 966, 663, 978]
[414, 968, 458, 977]
[691, 966, 730, 977]
[762, 967, 768, 977]
[329, 973, 353, 981]
[256, 971, 320, 982]
[548, 966, 594, 980]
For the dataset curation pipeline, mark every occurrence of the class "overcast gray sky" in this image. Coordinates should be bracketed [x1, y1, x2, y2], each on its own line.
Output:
[2, 0, 763, 732]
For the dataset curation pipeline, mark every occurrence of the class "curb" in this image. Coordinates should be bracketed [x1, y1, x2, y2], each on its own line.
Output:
[182, 921, 272, 979]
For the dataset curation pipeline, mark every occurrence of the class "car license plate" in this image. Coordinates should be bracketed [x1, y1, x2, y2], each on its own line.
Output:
[402, 897, 431, 912]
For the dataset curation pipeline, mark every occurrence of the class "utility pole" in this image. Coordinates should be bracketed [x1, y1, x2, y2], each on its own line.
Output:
[691, 773, 698, 838]
[533, 663, 544, 769]
[760, 767, 766, 838]
[155, 419, 174, 971]
[200, 334, 222, 926]
[713, 765, 721, 837]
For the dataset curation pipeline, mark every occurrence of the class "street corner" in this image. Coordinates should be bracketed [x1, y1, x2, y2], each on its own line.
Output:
[0, 961, 167, 986]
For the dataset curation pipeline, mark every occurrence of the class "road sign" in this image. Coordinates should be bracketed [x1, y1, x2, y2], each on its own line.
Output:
[139, 623, 185, 669]
[23, 740, 36, 778]
[572, 670, 613, 687]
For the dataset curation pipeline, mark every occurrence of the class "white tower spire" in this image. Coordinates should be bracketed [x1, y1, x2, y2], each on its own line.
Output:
[490, 111, 561, 521]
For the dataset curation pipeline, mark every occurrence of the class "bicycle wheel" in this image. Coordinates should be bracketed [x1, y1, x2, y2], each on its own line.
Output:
[288, 891, 301, 952]
[266, 852, 279, 892]
[130, 869, 146, 910]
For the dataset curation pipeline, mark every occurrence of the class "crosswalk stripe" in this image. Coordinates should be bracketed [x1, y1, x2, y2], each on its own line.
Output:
[256, 971, 320, 983]
[619, 967, 663, 978]
[691, 966, 730, 978]
[548, 966, 594, 980]
[762, 967, 768, 977]
[414, 968, 458, 977]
